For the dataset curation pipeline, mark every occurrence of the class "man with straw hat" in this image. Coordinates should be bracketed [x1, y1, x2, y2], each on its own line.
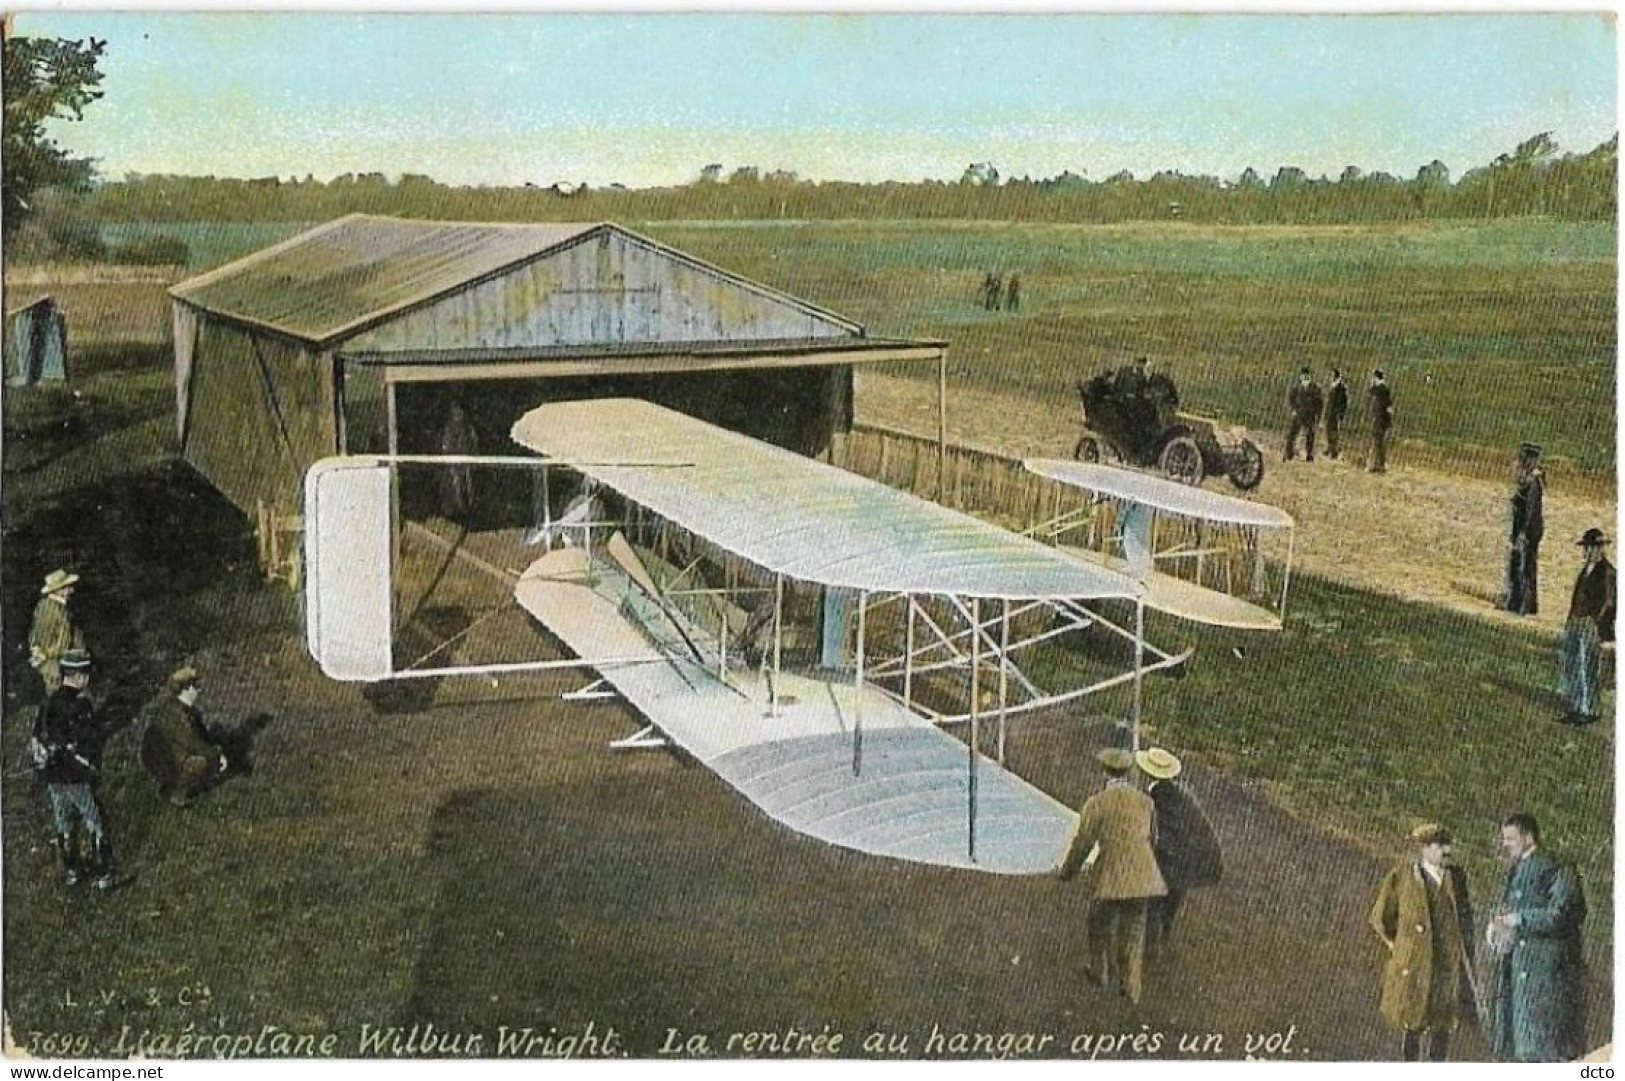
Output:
[1368, 822, 1477, 1061]
[28, 568, 85, 695]
[1558, 527, 1615, 726]
[1057, 747, 1166, 1006]
[1135, 747, 1223, 958]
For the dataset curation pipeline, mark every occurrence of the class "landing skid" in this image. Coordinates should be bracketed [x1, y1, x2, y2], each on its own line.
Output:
[609, 723, 669, 751]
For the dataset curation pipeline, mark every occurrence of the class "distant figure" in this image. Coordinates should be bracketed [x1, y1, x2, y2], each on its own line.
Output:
[1056, 747, 1167, 1006]
[1367, 369, 1394, 473]
[31, 651, 126, 891]
[1136, 747, 1222, 958]
[1325, 368, 1350, 460]
[438, 400, 478, 521]
[1486, 812, 1588, 1062]
[1004, 274, 1021, 312]
[1146, 368, 1181, 430]
[1284, 367, 1324, 462]
[1368, 823, 1477, 1062]
[979, 271, 997, 310]
[1112, 355, 1151, 398]
[1504, 442, 1545, 615]
[29, 568, 86, 696]
[1558, 527, 1615, 726]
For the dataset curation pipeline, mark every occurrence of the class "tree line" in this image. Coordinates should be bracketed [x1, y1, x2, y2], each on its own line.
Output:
[3, 34, 1616, 262]
[79, 131, 1618, 224]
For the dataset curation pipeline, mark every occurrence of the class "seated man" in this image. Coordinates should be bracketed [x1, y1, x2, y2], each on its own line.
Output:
[142, 666, 232, 807]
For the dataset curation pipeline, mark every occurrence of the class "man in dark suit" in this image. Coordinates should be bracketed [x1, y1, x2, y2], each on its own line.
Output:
[1486, 813, 1587, 1062]
[1135, 747, 1222, 958]
[1558, 527, 1615, 725]
[1367, 369, 1394, 473]
[1057, 747, 1167, 1005]
[1325, 368, 1350, 459]
[31, 650, 126, 891]
[1505, 442, 1546, 615]
[1368, 823, 1477, 1061]
[1285, 367, 1324, 461]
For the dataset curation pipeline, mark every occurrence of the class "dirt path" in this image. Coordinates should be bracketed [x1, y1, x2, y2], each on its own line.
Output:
[857, 372, 1617, 638]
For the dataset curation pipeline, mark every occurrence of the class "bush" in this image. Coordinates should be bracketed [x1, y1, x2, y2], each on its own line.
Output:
[43, 215, 108, 260]
[106, 234, 189, 266]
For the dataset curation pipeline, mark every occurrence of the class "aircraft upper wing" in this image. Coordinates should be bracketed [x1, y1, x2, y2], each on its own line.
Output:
[1024, 458, 1294, 528]
[512, 399, 1140, 601]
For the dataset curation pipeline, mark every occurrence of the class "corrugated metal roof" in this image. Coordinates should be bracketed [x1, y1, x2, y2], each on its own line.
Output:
[1026, 459, 1295, 528]
[512, 399, 1140, 601]
[170, 214, 870, 347]
[170, 214, 602, 344]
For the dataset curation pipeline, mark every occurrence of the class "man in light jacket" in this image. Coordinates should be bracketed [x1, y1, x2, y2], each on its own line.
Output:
[1057, 747, 1167, 1006]
[1368, 822, 1477, 1061]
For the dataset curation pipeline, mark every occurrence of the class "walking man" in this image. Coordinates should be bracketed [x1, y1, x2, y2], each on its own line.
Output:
[1505, 442, 1545, 615]
[31, 651, 125, 891]
[1284, 367, 1324, 461]
[1558, 528, 1615, 726]
[1325, 368, 1350, 459]
[1057, 748, 1167, 1006]
[1136, 747, 1223, 959]
[1004, 273, 1021, 312]
[28, 568, 85, 696]
[1368, 823, 1477, 1062]
[1486, 813, 1587, 1062]
[1367, 369, 1394, 473]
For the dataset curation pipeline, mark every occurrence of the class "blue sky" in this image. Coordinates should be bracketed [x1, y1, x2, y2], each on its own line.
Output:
[12, 11, 1618, 188]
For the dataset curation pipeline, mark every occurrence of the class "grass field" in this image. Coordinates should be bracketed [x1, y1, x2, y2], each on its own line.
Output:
[1, 221, 1613, 1058]
[78, 217, 1617, 474]
[643, 219, 1617, 474]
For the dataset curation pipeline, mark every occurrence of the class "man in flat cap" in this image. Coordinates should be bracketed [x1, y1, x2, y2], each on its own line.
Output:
[30, 651, 125, 891]
[1284, 367, 1324, 462]
[1504, 442, 1546, 615]
[1136, 747, 1223, 958]
[1558, 528, 1615, 726]
[1368, 823, 1477, 1061]
[144, 666, 232, 807]
[1057, 747, 1167, 1006]
[28, 568, 85, 696]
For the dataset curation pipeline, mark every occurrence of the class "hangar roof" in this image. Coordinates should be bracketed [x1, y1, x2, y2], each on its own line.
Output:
[169, 214, 865, 347]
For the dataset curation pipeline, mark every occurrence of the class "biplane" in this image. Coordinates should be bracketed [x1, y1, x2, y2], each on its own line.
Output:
[1023, 458, 1296, 631]
[302, 400, 1201, 875]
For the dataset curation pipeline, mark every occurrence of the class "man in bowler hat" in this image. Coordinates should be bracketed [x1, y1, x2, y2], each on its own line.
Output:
[1558, 528, 1615, 725]
[1505, 442, 1545, 615]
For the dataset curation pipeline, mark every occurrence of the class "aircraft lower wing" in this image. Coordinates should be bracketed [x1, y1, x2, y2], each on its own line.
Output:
[1060, 546, 1283, 631]
[514, 546, 1080, 875]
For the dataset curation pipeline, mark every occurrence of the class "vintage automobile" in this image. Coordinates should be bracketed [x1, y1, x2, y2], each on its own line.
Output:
[1073, 369, 1265, 490]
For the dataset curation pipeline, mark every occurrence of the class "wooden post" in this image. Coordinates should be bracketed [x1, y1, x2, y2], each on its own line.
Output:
[937, 349, 948, 501]
[386, 380, 401, 630]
